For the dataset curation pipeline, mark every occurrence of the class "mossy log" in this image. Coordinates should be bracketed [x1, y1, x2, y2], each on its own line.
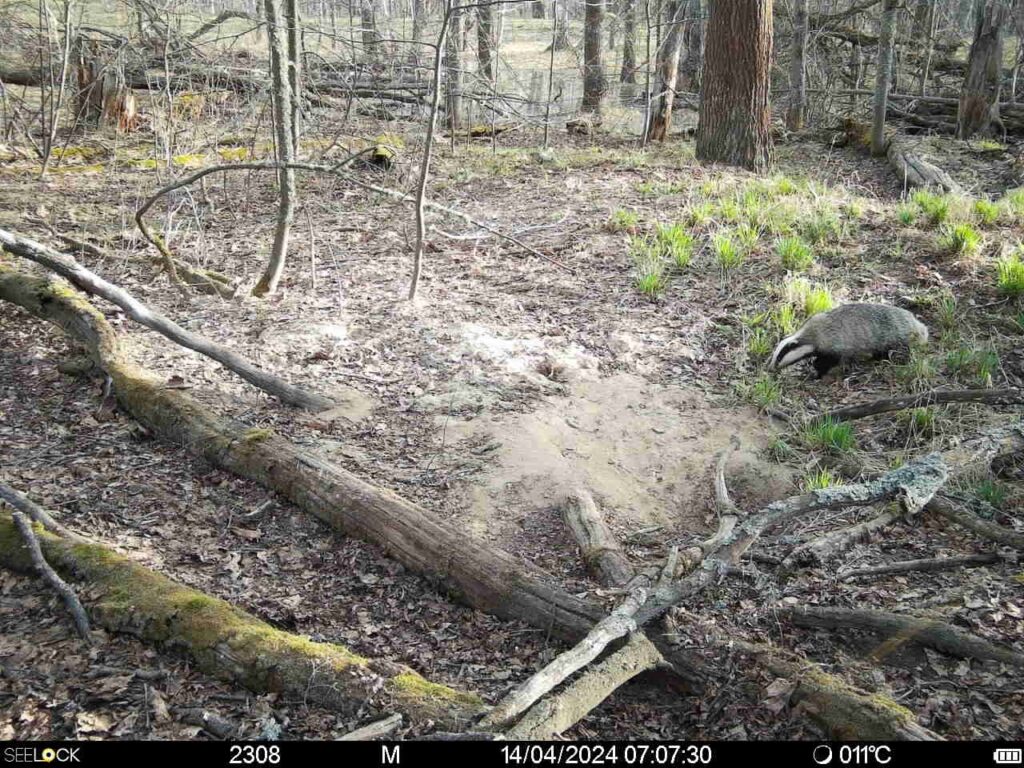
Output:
[0, 262, 604, 641]
[0, 512, 484, 726]
[724, 638, 940, 740]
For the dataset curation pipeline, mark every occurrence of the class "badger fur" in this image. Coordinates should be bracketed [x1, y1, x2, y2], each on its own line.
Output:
[769, 303, 928, 378]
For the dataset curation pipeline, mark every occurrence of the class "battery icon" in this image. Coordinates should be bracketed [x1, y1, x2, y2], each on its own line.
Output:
[994, 749, 1022, 764]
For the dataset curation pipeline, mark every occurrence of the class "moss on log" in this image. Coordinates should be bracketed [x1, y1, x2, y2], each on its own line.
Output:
[0, 512, 483, 726]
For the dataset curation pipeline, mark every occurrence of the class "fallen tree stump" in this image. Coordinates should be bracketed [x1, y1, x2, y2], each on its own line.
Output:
[561, 488, 635, 587]
[886, 136, 961, 193]
[0, 511, 484, 726]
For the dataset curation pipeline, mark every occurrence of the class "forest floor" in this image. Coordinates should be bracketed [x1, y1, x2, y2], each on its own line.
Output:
[1, 109, 1022, 740]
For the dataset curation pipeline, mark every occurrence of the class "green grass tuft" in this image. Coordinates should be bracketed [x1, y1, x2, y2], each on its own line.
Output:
[802, 467, 841, 491]
[938, 222, 982, 257]
[896, 203, 916, 226]
[746, 375, 782, 409]
[803, 417, 855, 453]
[713, 232, 745, 271]
[654, 223, 696, 269]
[996, 250, 1024, 296]
[912, 189, 951, 228]
[776, 236, 814, 272]
[973, 198, 1000, 226]
[629, 235, 668, 297]
[607, 209, 639, 233]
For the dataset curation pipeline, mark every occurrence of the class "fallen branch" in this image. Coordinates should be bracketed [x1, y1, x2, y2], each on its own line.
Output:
[0, 229, 334, 411]
[561, 488, 635, 587]
[634, 455, 949, 627]
[0, 479, 83, 541]
[927, 494, 1024, 549]
[779, 504, 906, 575]
[503, 633, 663, 739]
[785, 606, 1024, 668]
[840, 552, 1003, 580]
[824, 388, 1024, 422]
[0, 511, 484, 724]
[5, 506, 91, 640]
[339, 714, 404, 741]
[476, 588, 649, 731]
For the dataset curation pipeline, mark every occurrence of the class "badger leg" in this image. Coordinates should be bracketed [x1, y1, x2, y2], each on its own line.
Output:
[812, 354, 841, 379]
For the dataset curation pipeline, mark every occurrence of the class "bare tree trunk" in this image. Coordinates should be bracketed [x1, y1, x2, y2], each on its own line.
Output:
[645, 0, 686, 141]
[957, 0, 1009, 138]
[444, 4, 463, 130]
[477, 2, 495, 84]
[361, 1, 381, 61]
[912, 0, 935, 95]
[284, 0, 301, 151]
[253, 0, 297, 297]
[582, 0, 607, 112]
[620, 0, 637, 83]
[412, 0, 425, 55]
[553, 0, 571, 50]
[533, 0, 546, 19]
[786, 0, 808, 130]
[870, 0, 897, 156]
[678, 0, 703, 89]
[695, 0, 773, 171]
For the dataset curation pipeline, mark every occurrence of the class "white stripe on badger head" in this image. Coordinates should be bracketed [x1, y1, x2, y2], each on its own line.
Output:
[776, 344, 816, 369]
[769, 334, 801, 369]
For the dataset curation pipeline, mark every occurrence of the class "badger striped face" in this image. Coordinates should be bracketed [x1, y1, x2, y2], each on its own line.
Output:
[769, 335, 815, 370]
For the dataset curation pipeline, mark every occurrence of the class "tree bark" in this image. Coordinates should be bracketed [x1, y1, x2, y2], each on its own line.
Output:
[786, 0, 808, 130]
[871, 0, 897, 156]
[0, 512, 484, 724]
[444, 3, 464, 130]
[957, 0, 1009, 138]
[284, 0, 301, 152]
[253, 0, 297, 297]
[533, 0, 547, 19]
[695, 0, 773, 171]
[620, 0, 637, 83]
[477, 3, 495, 84]
[582, 0, 607, 112]
[645, 0, 686, 141]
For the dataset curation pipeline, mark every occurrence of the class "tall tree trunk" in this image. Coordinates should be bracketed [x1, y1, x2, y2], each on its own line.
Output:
[284, 0, 300, 152]
[695, 0, 773, 171]
[620, 0, 637, 83]
[582, 0, 607, 112]
[645, 0, 686, 141]
[957, 0, 1009, 138]
[553, 0, 571, 50]
[444, 4, 463, 129]
[870, 0, 897, 156]
[532, 0, 546, 19]
[361, 1, 381, 61]
[477, 3, 494, 83]
[412, 0, 425, 56]
[678, 0, 703, 90]
[253, 0, 296, 297]
[786, 0, 808, 130]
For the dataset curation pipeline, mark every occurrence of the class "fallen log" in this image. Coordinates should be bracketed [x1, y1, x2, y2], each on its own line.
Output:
[0, 229, 334, 411]
[561, 488, 635, 587]
[785, 606, 1024, 668]
[719, 636, 940, 740]
[503, 633, 663, 740]
[927, 495, 1024, 549]
[0, 512, 484, 725]
[1, 264, 696, 675]
[824, 388, 1024, 422]
[779, 504, 907, 575]
[885, 136, 961, 193]
[840, 552, 1003, 580]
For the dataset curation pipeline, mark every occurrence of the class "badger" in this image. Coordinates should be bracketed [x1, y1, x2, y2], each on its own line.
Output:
[769, 303, 928, 378]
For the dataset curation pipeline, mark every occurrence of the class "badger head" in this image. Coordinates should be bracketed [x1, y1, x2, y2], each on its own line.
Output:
[769, 334, 816, 370]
